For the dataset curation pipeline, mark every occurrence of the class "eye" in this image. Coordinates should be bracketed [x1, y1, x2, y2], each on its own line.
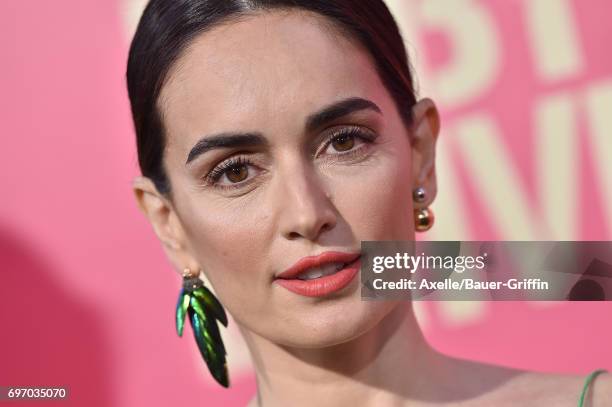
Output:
[317, 126, 377, 157]
[329, 133, 355, 152]
[205, 156, 259, 188]
[225, 164, 248, 183]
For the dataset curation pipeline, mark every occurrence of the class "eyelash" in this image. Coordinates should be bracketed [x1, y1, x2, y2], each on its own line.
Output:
[203, 126, 377, 190]
[315, 126, 377, 161]
[205, 156, 252, 188]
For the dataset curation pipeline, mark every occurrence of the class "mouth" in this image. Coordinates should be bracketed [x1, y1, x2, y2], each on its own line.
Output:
[275, 251, 361, 280]
[291, 260, 354, 281]
[274, 252, 362, 297]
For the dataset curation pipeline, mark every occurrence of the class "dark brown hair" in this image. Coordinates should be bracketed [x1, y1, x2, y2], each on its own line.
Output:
[126, 0, 417, 196]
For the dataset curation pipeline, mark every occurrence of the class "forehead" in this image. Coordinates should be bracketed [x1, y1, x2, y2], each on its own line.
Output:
[159, 9, 386, 151]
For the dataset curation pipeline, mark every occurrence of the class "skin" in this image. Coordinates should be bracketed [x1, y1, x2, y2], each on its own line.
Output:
[132, 9, 611, 407]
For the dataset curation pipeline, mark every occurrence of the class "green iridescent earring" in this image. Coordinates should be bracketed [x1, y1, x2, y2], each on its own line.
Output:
[176, 268, 230, 388]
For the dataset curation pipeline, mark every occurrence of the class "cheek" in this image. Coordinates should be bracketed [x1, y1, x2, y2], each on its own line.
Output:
[191, 212, 261, 263]
[179, 200, 273, 307]
[329, 150, 415, 241]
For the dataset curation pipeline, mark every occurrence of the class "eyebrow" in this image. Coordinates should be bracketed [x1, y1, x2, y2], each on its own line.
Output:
[185, 97, 382, 165]
[305, 97, 382, 133]
[186, 132, 265, 165]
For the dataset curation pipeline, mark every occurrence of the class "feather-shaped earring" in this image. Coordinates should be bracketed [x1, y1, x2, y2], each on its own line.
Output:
[176, 268, 230, 388]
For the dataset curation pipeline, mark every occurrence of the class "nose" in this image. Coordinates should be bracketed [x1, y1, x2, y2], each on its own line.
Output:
[275, 160, 337, 242]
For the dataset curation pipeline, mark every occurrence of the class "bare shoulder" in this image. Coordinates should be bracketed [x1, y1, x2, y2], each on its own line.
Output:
[447, 357, 610, 406]
[499, 370, 612, 407]
[588, 371, 612, 407]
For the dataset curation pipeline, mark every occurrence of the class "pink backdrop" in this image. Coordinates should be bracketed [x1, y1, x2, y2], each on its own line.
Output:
[1, 0, 611, 405]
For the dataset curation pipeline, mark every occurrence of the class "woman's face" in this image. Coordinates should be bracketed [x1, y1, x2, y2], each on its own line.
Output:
[151, 9, 433, 347]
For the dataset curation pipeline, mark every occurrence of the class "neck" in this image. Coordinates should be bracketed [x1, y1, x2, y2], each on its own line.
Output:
[240, 303, 455, 407]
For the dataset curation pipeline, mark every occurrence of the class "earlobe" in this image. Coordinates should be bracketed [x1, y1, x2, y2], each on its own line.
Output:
[132, 176, 200, 274]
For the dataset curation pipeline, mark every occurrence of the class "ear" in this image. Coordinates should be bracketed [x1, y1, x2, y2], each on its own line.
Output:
[410, 98, 441, 208]
[132, 176, 200, 276]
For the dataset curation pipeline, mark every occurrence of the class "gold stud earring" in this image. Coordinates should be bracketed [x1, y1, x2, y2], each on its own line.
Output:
[413, 187, 434, 232]
[414, 207, 434, 232]
[182, 267, 199, 279]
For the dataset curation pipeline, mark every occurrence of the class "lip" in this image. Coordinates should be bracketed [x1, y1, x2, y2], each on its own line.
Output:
[276, 251, 361, 280]
[274, 251, 361, 297]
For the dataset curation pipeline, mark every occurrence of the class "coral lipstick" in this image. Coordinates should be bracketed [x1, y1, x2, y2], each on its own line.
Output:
[274, 251, 361, 297]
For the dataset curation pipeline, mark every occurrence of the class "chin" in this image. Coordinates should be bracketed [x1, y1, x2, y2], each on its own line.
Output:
[273, 297, 398, 349]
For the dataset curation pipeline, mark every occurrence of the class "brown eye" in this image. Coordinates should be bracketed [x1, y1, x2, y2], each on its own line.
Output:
[331, 134, 355, 152]
[226, 164, 248, 183]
